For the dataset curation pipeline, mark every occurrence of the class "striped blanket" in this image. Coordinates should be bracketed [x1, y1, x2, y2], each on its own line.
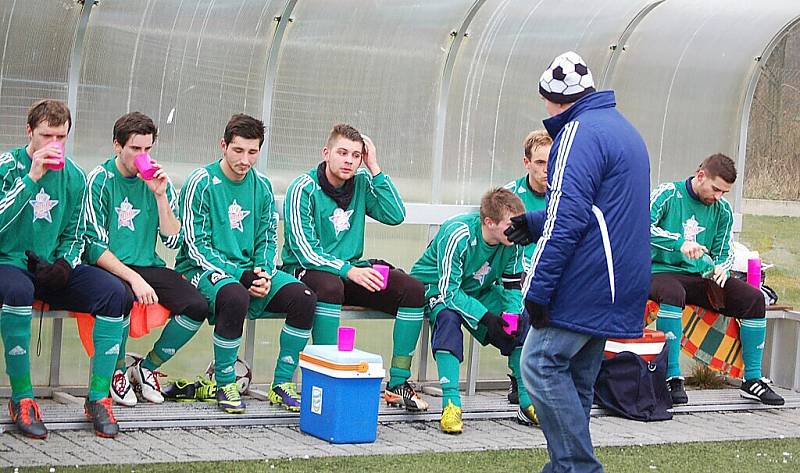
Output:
[645, 300, 744, 379]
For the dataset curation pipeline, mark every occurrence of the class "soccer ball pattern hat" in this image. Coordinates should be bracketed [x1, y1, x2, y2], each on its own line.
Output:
[539, 51, 596, 104]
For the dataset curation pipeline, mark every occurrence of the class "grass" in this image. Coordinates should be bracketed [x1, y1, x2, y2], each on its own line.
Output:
[739, 215, 800, 309]
[15, 438, 800, 472]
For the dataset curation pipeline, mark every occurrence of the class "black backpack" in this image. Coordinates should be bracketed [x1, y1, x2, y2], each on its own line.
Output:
[593, 344, 673, 421]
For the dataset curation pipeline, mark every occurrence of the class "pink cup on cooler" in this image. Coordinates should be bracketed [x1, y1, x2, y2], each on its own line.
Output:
[373, 264, 390, 290]
[337, 326, 356, 351]
[501, 312, 519, 335]
[134, 152, 157, 180]
[46, 141, 65, 171]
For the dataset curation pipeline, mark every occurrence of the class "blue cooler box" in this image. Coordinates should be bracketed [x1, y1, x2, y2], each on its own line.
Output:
[299, 345, 385, 444]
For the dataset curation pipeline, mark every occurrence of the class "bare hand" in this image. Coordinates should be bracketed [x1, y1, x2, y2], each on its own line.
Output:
[248, 267, 271, 298]
[28, 143, 63, 182]
[347, 266, 383, 292]
[361, 135, 381, 176]
[712, 266, 729, 288]
[131, 275, 158, 305]
[680, 241, 707, 260]
[143, 162, 168, 196]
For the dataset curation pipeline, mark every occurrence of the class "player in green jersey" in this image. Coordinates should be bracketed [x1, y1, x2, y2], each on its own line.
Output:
[502, 129, 551, 404]
[282, 124, 428, 412]
[0, 100, 132, 438]
[649, 153, 783, 406]
[84, 112, 209, 407]
[410, 188, 536, 434]
[175, 114, 316, 414]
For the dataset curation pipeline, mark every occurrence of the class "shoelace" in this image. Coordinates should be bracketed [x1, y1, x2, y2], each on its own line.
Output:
[18, 399, 42, 424]
[442, 403, 460, 423]
[221, 383, 240, 401]
[97, 398, 117, 423]
[112, 371, 129, 394]
[279, 383, 300, 400]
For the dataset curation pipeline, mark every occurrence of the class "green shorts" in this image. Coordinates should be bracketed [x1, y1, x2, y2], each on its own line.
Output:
[185, 268, 299, 324]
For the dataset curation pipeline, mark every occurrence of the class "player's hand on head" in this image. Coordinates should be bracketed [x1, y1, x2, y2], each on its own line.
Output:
[361, 135, 380, 176]
[347, 266, 383, 292]
[680, 241, 707, 260]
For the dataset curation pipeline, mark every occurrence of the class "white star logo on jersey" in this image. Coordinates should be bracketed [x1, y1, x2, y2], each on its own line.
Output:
[329, 208, 354, 236]
[473, 262, 491, 285]
[115, 197, 141, 231]
[682, 215, 705, 243]
[228, 200, 250, 232]
[29, 188, 58, 223]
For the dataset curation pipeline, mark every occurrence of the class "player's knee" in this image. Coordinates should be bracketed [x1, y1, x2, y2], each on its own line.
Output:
[431, 310, 464, 362]
[285, 285, 317, 330]
[395, 274, 425, 308]
[307, 273, 344, 304]
[214, 283, 249, 339]
[183, 295, 210, 322]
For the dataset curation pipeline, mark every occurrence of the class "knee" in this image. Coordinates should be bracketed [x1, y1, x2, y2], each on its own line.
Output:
[183, 294, 209, 322]
[285, 285, 317, 330]
[393, 273, 425, 308]
[305, 272, 344, 304]
[0, 275, 35, 307]
[214, 283, 249, 338]
[99, 277, 133, 317]
[650, 281, 685, 308]
[432, 310, 464, 362]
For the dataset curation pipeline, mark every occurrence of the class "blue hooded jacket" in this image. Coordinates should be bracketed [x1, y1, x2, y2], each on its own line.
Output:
[522, 90, 651, 338]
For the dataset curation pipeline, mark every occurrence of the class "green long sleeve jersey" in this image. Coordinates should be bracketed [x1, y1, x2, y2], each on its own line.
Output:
[281, 167, 406, 278]
[0, 146, 86, 270]
[649, 178, 735, 275]
[410, 213, 525, 330]
[174, 160, 279, 280]
[84, 157, 181, 267]
[504, 175, 547, 271]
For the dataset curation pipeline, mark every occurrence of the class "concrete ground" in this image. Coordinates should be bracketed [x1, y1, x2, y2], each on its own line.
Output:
[1, 387, 799, 467]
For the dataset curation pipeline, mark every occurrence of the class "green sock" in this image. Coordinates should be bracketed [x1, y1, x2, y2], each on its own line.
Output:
[656, 303, 683, 379]
[273, 324, 311, 385]
[89, 315, 124, 401]
[1, 305, 34, 402]
[508, 347, 532, 409]
[388, 306, 424, 388]
[115, 315, 130, 371]
[213, 332, 241, 386]
[312, 301, 341, 345]
[740, 318, 767, 381]
[142, 315, 203, 371]
[435, 350, 461, 408]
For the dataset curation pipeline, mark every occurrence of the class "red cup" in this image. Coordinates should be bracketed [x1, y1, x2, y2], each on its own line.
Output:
[501, 313, 519, 335]
[372, 264, 390, 290]
[337, 326, 356, 351]
[46, 141, 65, 171]
[134, 152, 157, 180]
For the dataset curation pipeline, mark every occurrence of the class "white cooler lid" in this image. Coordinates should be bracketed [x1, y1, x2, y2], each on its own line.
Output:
[299, 345, 385, 379]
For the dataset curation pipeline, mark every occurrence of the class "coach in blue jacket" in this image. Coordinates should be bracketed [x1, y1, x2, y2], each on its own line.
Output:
[506, 51, 651, 473]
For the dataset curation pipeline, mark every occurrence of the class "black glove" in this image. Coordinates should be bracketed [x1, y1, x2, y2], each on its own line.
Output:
[525, 299, 550, 329]
[26, 251, 71, 292]
[239, 270, 259, 289]
[504, 214, 534, 246]
[479, 312, 515, 344]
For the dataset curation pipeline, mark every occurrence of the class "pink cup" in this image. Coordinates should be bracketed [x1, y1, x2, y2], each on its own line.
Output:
[46, 141, 65, 171]
[501, 313, 519, 335]
[337, 326, 356, 351]
[747, 257, 762, 288]
[373, 264, 390, 290]
[134, 152, 157, 180]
